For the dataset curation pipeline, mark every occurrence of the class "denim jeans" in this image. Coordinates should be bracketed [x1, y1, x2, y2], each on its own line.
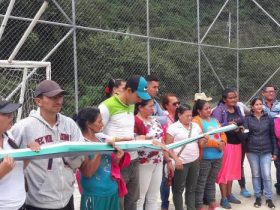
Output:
[274, 147, 280, 189]
[160, 161, 170, 209]
[247, 152, 272, 199]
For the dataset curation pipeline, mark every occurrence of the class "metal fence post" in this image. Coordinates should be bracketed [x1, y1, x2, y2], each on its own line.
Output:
[146, 0, 151, 75]
[197, 0, 201, 92]
[72, 0, 79, 113]
[236, 0, 240, 94]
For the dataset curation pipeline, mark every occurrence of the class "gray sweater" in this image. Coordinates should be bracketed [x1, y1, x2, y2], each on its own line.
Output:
[10, 110, 84, 209]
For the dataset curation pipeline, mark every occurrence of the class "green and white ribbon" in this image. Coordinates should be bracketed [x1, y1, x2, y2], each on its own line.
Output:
[0, 124, 237, 160]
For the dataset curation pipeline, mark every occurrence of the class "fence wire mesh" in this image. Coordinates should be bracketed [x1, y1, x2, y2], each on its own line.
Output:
[0, 0, 280, 117]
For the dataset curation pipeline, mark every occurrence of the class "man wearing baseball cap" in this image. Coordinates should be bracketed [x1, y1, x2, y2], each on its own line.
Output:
[99, 75, 151, 210]
[10, 80, 84, 210]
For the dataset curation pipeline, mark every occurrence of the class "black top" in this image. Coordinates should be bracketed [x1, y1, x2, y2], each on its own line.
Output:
[225, 111, 242, 144]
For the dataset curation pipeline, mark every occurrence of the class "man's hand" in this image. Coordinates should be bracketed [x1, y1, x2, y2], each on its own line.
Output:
[27, 141, 40, 152]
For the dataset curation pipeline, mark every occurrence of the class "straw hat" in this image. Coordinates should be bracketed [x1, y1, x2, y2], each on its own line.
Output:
[194, 92, 212, 101]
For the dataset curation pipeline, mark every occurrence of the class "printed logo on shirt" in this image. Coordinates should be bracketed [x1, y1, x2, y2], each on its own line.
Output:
[60, 133, 71, 141]
[34, 135, 53, 145]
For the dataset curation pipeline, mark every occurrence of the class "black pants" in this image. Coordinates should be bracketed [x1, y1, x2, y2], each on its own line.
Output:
[238, 141, 246, 188]
[18, 204, 26, 210]
[26, 196, 74, 210]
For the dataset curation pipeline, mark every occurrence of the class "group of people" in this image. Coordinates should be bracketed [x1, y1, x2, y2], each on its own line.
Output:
[0, 74, 280, 210]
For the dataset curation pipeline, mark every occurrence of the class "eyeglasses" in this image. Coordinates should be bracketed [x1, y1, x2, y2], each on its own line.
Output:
[172, 101, 180, 107]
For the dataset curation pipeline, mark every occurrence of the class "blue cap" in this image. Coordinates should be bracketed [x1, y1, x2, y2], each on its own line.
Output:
[126, 75, 151, 100]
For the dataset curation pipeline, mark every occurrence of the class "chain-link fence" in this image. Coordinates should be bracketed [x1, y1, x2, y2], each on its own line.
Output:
[0, 0, 280, 117]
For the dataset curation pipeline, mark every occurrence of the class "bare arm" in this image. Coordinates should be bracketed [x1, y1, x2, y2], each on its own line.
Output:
[80, 155, 102, 178]
[165, 134, 183, 170]
[0, 157, 15, 179]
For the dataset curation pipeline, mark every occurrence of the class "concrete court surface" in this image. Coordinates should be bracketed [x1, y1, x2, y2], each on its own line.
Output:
[74, 157, 280, 210]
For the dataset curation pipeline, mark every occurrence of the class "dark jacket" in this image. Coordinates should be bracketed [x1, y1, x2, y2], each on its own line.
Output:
[244, 113, 278, 155]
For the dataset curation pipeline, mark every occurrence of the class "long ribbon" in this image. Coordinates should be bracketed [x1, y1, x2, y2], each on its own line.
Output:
[0, 124, 237, 160]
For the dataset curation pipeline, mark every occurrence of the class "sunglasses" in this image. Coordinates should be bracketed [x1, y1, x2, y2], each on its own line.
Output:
[172, 101, 180, 106]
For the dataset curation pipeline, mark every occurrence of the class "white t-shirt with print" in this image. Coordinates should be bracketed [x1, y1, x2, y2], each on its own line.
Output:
[0, 133, 25, 210]
[167, 121, 201, 164]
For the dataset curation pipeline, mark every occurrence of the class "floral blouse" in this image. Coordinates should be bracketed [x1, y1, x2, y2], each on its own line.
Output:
[135, 116, 164, 164]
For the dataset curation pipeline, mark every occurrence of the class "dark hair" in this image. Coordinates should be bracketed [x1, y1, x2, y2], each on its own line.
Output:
[134, 99, 153, 115]
[250, 97, 263, 113]
[105, 78, 125, 98]
[161, 93, 177, 110]
[145, 75, 158, 82]
[175, 104, 192, 121]
[262, 84, 276, 92]
[73, 107, 100, 132]
[218, 88, 236, 105]
[192, 99, 207, 117]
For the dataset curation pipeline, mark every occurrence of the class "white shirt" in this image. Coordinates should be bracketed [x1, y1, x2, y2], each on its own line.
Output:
[167, 121, 201, 164]
[0, 134, 25, 210]
[99, 96, 137, 159]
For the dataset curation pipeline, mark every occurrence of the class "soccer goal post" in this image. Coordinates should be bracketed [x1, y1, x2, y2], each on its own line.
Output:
[0, 60, 51, 121]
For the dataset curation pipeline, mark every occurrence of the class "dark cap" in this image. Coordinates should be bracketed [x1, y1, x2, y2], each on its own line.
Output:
[0, 97, 21, 114]
[34, 80, 66, 98]
[126, 75, 151, 100]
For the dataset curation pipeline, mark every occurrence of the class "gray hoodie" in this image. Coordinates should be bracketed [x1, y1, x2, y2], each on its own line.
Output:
[11, 110, 84, 209]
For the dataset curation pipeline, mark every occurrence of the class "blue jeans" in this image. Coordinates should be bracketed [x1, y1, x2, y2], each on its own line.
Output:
[247, 152, 272, 199]
[274, 147, 280, 189]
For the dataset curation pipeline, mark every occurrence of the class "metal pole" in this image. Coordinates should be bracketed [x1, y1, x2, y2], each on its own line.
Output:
[246, 65, 280, 104]
[0, 0, 16, 42]
[46, 63, 51, 80]
[197, 0, 201, 92]
[240, 45, 280, 50]
[8, 1, 49, 62]
[200, 0, 230, 43]
[201, 49, 225, 89]
[17, 68, 28, 122]
[52, 0, 72, 24]
[236, 0, 240, 93]
[72, 0, 79, 113]
[252, 0, 280, 27]
[0, 14, 239, 50]
[228, 12, 231, 45]
[146, 0, 151, 75]
[6, 29, 73, 100]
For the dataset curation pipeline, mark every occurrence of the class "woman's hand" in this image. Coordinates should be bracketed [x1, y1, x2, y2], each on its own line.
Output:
[238, 126, 245, 133]
[166, 161, 174, 176]
[0, 156, 15, 178]
[272, 155, 278, 161]
[27, 141, 41, 152]
[218, 141, 226, 151]
[152, 140, 169, 151]
[114, 146, 124, 161]
[175, 158, 183, 170]
[199, 135, 209, 148]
